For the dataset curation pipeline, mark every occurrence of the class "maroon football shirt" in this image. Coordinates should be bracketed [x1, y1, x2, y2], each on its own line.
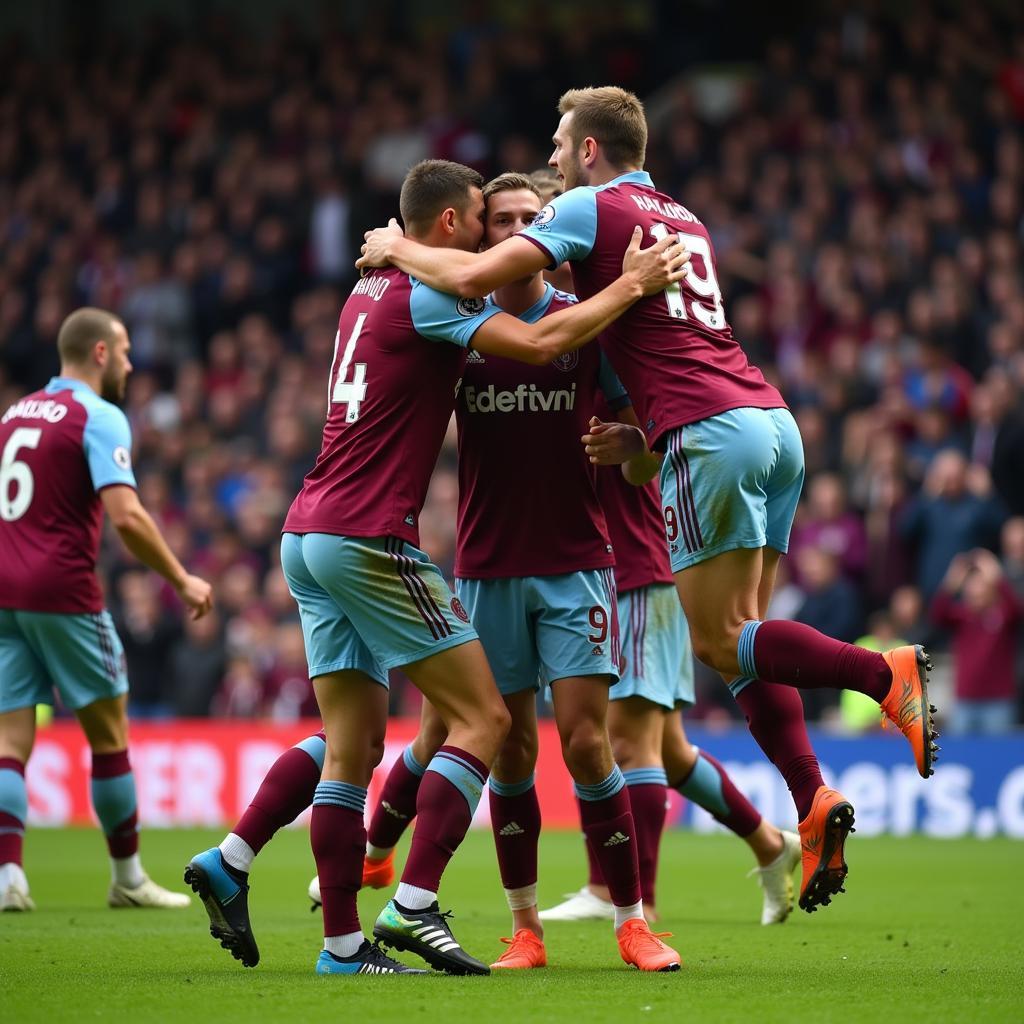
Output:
[283, 268, 500, 545]
[454, 285, 625, 579]
[591, 393, 674, 595]
[0, 378, 137, 613]
[518, 170, 785, 449]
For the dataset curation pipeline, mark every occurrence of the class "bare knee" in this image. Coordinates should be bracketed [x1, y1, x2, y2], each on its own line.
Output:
[560, 720, 612, 782]
[690, 624, 744, 673]
[494, 720, 538, 782]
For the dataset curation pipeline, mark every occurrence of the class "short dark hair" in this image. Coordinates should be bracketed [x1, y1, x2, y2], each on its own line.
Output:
[558, 86, 647, 169]
[483, 172, 541, 203]
[57, 307, 122, 365]
[399, 160, 484, 236]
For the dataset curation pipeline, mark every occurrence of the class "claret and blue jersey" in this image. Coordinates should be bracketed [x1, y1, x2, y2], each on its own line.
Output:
[0, 377, 137, 614]
[517, 170, 785, 449]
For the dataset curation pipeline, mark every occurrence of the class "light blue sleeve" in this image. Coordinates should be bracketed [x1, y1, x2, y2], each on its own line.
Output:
[82, 400, 137, 491]
[598, 351, 631, 411]
[516, 187, 599, 267]
[409, 279, 503, 348]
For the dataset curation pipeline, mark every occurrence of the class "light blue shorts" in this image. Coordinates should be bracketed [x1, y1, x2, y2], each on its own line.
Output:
[281, 533, 477, 685]
[661, 407, 804, 572]
[610, 583, 694, 709]
[0, 608, 129, 713]
[455, 570, 619, 695]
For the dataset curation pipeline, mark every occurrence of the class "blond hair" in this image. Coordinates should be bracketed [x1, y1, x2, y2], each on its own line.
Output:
[557, 86, 647, 169]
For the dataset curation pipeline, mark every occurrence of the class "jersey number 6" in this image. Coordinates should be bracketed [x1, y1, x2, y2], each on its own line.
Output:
[0, 427, 42, 522]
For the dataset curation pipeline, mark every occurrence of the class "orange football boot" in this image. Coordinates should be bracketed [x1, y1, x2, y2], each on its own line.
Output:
[361, 850, 396, 889]
[880, 645, 940, 778]
[797, 786, 855, 912]
[616, 918, 681, 972]
[490, 929, 547, 969]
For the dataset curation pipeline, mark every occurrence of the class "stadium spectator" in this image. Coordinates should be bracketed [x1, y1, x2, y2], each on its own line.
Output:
[931, 549, 1023, 734]
[900, 451, 1006, 599]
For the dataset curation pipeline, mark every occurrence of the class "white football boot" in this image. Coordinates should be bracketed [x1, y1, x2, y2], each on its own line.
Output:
[108, 874, 191, 908]
[750, 830, 801, 924]
[1, 864, 35, 911]
[538, 885, 615, 921]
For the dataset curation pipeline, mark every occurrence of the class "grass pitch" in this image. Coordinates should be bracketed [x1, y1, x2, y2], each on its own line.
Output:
[1, 828, 1021, 1023]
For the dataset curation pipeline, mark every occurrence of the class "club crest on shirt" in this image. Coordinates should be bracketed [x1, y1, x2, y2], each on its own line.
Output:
[450, 597, 471, 623]
[113, 446, 132, 470]
[456, 297, 486, 317]
[532, 204, 556, 229]
[551, 351, 579, 372]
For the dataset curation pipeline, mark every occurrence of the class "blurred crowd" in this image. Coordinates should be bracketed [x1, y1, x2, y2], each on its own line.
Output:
[1, 4, 1022, 729]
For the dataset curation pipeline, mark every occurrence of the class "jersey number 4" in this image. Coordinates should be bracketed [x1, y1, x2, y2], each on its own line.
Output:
[0, 427, 42, 522]
[329, 312, 368, 422]
[649, 225, 726, 331]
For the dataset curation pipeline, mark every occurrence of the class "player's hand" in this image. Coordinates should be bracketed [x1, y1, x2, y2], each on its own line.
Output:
[356, 218, 404, 271]
[177, 573, 214, 620]
[621, 225, 689, 296]
[582, 416, 646, 465]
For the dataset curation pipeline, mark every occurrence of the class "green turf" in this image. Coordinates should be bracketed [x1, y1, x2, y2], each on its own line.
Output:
[1, 828, 1021, 1022]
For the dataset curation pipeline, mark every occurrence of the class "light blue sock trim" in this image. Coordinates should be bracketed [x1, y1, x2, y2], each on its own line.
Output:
[313, 781, 366, 814]
[488, 773, 535, 798]
[295, 734, 326, 771]
[90, 774, 137, 835]
[622, 767, 668, 788]
[676, 751, 729, 819]
[728, 675, 756, 698]
[574, 765, 625, 802]
[737, 620, 762, 679]
[402, 745, 427, 777]
[0, 767, 28, 822]
[425, 753, 486, 813]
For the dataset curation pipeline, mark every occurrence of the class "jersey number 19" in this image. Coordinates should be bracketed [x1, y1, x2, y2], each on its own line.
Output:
[649, 224, 726, 331]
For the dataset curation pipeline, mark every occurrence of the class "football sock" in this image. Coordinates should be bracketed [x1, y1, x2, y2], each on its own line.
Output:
[672, 749, 762, 837]
[738, 620, 891, 701]
[400, 745, 487, 894]
[366, 745, 425, 852]
[394, 883, 437, 911]
[219, 834, 255, 875]
[310, 781, 366, 939]
[622, 767, 668, 908]
[324, 932, 365, 958]
[0, 757, 27, 869]
[232, 732, 325, 863]
[575, 767, 642, 909]
[489, 774, 541, 906]
[735, 681, 825, 819]
[91, 750, 143, 885]
[614, 900, 644, 929]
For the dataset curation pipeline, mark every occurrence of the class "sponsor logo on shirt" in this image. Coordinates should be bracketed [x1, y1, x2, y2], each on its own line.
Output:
[463, 383, 576, 414]
[456, 297, 487, 317]
[403, 512, 415, 526]
[450, 597, 470, 623]
[2, 399, 68, 424]
[113, 446, 132, 470]
[551, 351, 579, 372]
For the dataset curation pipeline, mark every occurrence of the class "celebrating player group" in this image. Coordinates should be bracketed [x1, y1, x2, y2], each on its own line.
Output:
[0, 86, 938, 977]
